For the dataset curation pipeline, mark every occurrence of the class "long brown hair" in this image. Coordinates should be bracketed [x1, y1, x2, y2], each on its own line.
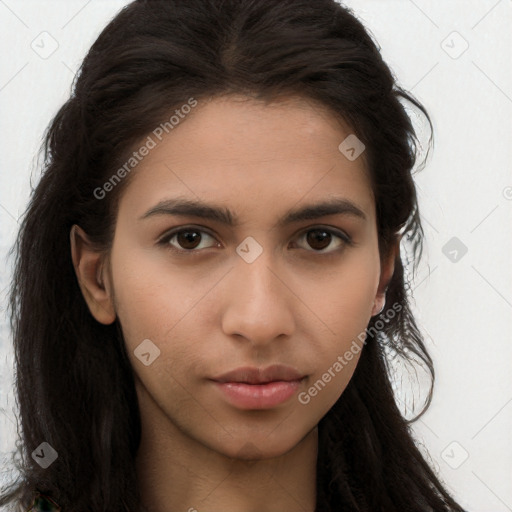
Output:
[1, 1, 465, 510]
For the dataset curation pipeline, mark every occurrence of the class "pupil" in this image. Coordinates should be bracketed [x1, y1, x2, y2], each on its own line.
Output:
[178, 231, 200, 249]
[307, 230, 330, 250]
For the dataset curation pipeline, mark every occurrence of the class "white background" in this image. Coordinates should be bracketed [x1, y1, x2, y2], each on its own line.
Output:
[0, 1, 511, 511]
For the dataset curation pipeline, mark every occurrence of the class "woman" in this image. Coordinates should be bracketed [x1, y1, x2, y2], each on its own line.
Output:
[0, 0, 467, 510]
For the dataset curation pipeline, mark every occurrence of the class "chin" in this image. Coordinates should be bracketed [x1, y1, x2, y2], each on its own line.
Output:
[214, 426, 313, 461]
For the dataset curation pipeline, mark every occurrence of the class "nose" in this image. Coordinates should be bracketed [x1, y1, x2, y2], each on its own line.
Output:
[221, 249, 296, 347]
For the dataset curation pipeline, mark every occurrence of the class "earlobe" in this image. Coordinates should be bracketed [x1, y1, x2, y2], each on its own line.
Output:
[371, 239, 400, 317]
[70, 224, 116, 325]
[371, 292, 387, 317]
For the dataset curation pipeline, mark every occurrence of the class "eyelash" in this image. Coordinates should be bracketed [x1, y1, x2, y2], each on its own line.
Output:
[157, 225, 353, 256]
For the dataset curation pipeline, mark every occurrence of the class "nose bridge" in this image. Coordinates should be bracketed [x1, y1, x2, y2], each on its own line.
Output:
[234, 234, 281, 295]
[236, 250, 281, 304]
[222, 240, 295, 343]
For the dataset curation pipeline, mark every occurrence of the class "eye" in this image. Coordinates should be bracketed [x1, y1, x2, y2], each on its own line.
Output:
[158, 227, 220, 253]
[293, 227, 352, 254]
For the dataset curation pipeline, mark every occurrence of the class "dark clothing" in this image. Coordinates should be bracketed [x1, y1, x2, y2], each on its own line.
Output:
[26, 491, 61, 511]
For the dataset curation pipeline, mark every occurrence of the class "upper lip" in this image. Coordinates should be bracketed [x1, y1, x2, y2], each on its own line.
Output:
[211, 365, 305, 384]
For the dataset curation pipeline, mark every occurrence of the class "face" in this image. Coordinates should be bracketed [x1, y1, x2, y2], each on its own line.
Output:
[75, 94, 393, 460]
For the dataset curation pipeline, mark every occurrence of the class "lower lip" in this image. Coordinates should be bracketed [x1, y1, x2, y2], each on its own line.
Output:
[213, 380, 303, 409]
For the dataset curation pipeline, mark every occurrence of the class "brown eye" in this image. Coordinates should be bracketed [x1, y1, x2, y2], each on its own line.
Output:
[295, 227, 351, 254]
[176, 230, 202, 249]
[159, 228, 219, 252]
[306, 229, 332, 251]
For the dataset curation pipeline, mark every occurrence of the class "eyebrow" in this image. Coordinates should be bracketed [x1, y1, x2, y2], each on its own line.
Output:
[139, 196, 367, 226]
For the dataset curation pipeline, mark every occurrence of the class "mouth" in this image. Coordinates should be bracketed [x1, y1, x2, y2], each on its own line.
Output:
[210, 365, 306, 409]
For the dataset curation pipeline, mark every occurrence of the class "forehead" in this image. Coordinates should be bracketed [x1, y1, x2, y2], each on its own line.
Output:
[117, 94, 375, 223]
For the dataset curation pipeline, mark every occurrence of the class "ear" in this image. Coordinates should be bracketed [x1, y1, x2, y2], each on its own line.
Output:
[371, 237, 400, 317]
[70, 224, 116, 325]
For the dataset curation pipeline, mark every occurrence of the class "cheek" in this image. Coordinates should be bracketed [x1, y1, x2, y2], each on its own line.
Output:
[330, 271, 377, 339]
[113, 283, 191, 380]
[298, 250, 379, 409]
[109, 241, 193, 339]
[317, 248, 380, 338]
[109, 250, 214, 386]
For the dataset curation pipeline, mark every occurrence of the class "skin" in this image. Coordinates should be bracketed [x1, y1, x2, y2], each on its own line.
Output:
[71, 94, 396, 512]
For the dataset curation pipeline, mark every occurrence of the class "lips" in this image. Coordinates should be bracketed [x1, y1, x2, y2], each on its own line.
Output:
[211, 364, 305, 385]
[210, 365, 306, 409]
